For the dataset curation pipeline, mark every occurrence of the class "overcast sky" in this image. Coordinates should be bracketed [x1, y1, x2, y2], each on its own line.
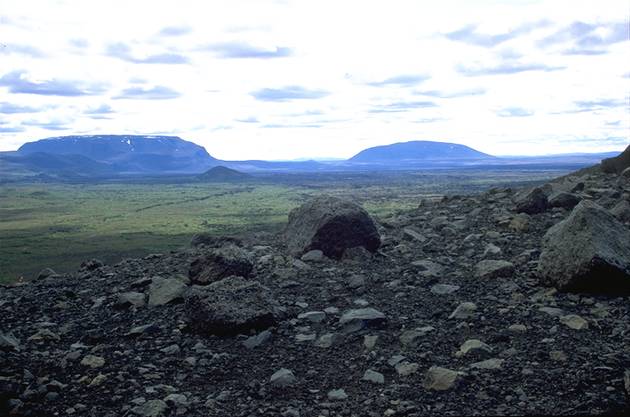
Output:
[1, 0, 628, 160]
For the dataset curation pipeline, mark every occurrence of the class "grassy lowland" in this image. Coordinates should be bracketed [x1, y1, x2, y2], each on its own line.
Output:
[0, 168, 571, 284]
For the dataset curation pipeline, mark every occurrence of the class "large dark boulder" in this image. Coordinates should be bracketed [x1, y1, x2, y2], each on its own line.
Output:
[189, 244, 253, 285]
[601, 145, 630, 174]
[514, 187, 548, 214]
[538, 200, 630, 294]
[184, 276, 282, 336]
[548, 192, 581, 209]
[285, 195, 380, 259]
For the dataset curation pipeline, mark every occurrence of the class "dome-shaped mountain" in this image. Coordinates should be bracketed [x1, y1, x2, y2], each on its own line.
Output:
[197, 166, 251, 182]
[349, 140, 493, 163]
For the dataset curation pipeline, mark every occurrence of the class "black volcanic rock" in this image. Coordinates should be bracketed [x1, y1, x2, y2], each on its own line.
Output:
[349, 140, 493, 163]
[548, 192, 581, 209]
[285, 195, 380, 259]
[185, 276, 281, 336]
[197, 166, 250, 182]
[189, 244, 254, 285]
[514, 187, 548, 214]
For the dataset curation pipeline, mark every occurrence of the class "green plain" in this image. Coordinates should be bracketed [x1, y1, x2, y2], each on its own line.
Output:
[0, 169, 569, 284]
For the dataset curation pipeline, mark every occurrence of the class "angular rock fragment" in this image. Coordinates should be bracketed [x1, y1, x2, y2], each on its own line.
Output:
[115, 292, 146, 309]
[399, 330, 423, 348]
[243, 330, 272, 349]
[395, 361, 419, 376]
[548, 192, 581, 209]
[80, 355, 105, 368]
[327, 388, 348, 401]
[301, 249, 324, 262]
[314, 332, 344, 348]
[474, 260, 515, 279]
[514, 187, 548, 214]
[148, 277, 187, 306]
[538, 200, 630, 294]
[456, 339, 492, 357]
[126, 323, 159, 337]
[362, 369, 385, 384]
[297, 311, 326, 323]
[430, 284, 460, 295]
[270, 368, 296, 387]
[0, 332, 20, 351]
[338, 308, 387, 332]
[509, 213, 531, 232]
[423, 366, 462, 391]
[560, 314, 589, 330]
[189, 244, 253, 285]
[285, 195, 380, 259]
[411, 260, 443, 278]
[611, 200, 630, 223]
[470, 358, 504, 370]
[131, 399, 167, 417]
[449, 302, 477, 319]
[403, 227, 427, 243]
[185, 276, 281, 336]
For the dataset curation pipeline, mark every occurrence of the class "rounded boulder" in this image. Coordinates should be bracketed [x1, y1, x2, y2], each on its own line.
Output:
[284, 195, 380, 259]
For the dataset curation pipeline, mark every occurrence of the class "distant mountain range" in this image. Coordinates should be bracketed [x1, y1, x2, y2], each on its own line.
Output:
[0, 135, 624, 181]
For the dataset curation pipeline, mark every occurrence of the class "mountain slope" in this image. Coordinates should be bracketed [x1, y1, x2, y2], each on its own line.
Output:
[1, 157, 629, 416]
[601, 144, 630, 173]
[349, 140, 493, 163]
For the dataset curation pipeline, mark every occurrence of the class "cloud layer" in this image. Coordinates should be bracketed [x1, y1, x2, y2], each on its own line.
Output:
[0, 70, 106, 96]
[0, 0, 627, 159]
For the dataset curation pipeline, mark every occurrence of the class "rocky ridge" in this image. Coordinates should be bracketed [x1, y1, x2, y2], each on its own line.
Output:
[1, 154, 630, 416]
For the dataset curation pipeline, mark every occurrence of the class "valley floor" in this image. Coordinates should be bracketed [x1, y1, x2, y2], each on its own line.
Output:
[0, 168, 569, 284]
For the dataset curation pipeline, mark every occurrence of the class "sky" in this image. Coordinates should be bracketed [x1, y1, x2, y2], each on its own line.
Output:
[0, 0, 628, 160]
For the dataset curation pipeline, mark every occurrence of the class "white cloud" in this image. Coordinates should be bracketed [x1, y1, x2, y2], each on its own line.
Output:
[0, 0, 628, 159]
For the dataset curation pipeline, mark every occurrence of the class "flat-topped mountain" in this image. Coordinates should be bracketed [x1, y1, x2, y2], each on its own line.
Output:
[6, 135, 217, 177]
[349, 140, 494, 163]
[18, 135, 212, 160]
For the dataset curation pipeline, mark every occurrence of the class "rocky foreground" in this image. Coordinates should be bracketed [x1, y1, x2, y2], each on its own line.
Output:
[2, 149, 630, 417]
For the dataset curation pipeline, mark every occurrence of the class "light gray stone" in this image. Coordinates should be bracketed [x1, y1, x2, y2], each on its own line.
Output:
[338, 308, 387, 332]
[423, 366, 462, 391]
[327, 388, 348, 401]
[449, 302, 477, 319]
[362, 369, 384, 384]
[148, 277, 187, 307]
[475, 260, 515, 279]
[270, 368, 296, 388]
